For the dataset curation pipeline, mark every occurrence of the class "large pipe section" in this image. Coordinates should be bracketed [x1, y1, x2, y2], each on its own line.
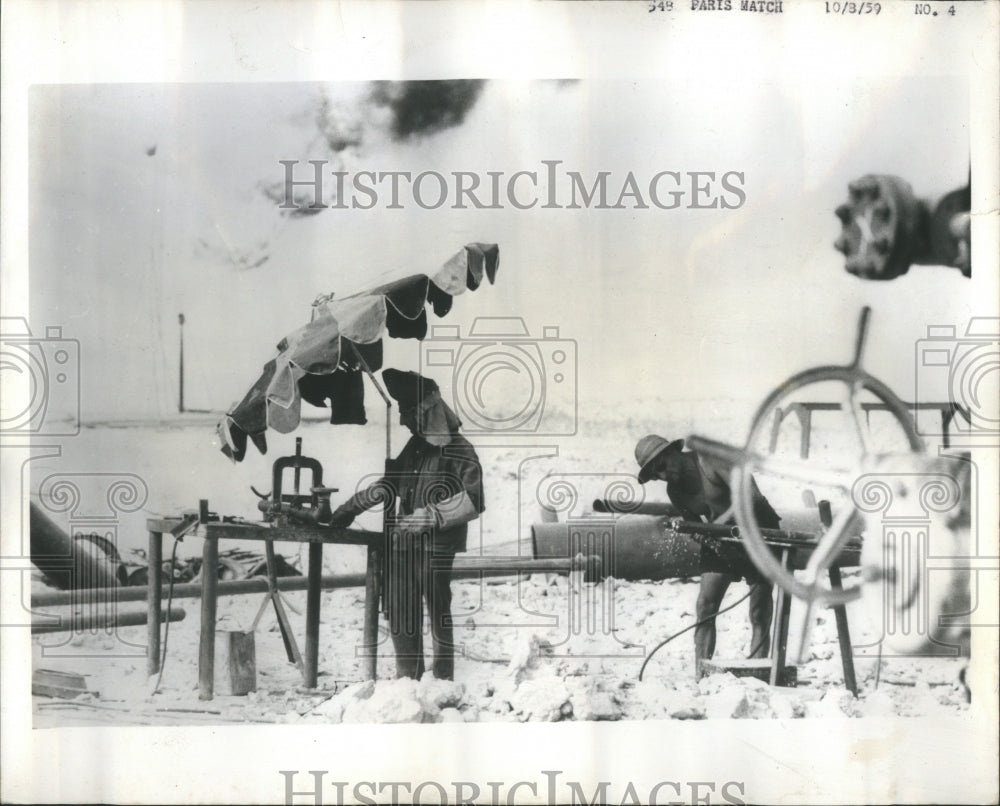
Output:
[30, 503, 124, 590]
[532, 512, 861, 581]
[532, 514, 703, 581]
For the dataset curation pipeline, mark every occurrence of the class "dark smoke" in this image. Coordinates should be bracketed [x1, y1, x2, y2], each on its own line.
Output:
[370, 80, 487, 141]
[249, 81, 489, 241]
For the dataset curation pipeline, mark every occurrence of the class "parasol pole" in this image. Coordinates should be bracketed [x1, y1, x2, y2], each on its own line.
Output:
[347, 341, 393, 666]
[347, 342, 392, 460]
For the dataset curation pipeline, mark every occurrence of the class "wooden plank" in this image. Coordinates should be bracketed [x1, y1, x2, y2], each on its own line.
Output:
[304, 542, 323, 688]
[147, 529, 162, 676]
[214, 631, 256, 696]
[361, 544, 380, 681]
[32, 669, 93, 699]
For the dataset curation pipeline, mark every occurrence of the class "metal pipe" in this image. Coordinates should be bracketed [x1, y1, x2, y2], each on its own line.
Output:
[592, 500, 681, 517]
[452, 555, 598, 571]
[31, 556, 609, 610]
[757, 526, 827, 543]
[453, 555, 602, 583]
[534, 514, 862, 579]
[31, 606, 186, 635]
[670, 518, 830, 545]
[29, 503, 123, 590]
[669, 520, 740, 539]
[32, 573, 369, 608]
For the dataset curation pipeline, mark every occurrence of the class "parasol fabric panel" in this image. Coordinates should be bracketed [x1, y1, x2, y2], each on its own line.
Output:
[218, 242, 499, 461]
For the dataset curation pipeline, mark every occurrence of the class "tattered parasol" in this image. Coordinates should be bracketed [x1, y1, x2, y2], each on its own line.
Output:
[217, 243, 500, 461]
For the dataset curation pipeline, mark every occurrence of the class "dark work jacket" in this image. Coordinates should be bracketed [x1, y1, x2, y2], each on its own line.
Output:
[667, 451, 780, 529]
[341, 433, 484, 552]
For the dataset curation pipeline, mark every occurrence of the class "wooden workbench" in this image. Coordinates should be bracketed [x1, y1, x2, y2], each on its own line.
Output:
[146, 518, 382, 700]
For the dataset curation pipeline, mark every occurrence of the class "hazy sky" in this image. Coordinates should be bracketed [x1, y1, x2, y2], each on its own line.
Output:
[28, 78, 971, 424]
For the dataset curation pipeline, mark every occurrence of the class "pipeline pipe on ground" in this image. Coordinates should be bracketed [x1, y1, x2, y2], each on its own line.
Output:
[30, 503, 124, 590]
[31, 606, 186, 635]
[32, 574, 368, 608]
[451, 554, 602, 582]
[32, 556, 600, 610]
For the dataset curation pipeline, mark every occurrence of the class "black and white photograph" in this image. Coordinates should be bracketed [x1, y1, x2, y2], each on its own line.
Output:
[2, 2, 998, 804]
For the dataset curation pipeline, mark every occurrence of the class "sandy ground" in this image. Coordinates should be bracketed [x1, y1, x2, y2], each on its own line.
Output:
[30, 562, 969, 727]
[24, 412, 971, 727]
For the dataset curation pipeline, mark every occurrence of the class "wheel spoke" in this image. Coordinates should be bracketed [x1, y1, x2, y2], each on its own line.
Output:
[792, 600, 817, 665]
[691, 345, 923, 618]
[843, 380, 874, 458]
[711, 506, 734, 525]
[802, 501, 863, 584]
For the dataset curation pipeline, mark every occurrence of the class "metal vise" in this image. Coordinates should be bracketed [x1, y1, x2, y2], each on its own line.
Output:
[255, 438, 337, 527]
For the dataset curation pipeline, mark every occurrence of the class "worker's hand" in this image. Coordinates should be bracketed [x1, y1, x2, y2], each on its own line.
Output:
[390, 511, 436, 549]
[390, 528, 425, 550]
[395, 508, 437, 532]
[328, 507, 355, 528]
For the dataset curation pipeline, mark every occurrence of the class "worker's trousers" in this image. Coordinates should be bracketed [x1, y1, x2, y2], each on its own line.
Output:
[387, 536, 458, 681]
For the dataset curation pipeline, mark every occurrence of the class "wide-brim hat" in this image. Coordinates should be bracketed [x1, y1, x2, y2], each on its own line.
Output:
[382, 368, 439, 410]
[635, 434, 684, 483]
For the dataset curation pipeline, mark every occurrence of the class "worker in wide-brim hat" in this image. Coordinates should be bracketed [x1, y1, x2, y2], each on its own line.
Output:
[634, 434, 781, 678]
[330, 369, 484, 681]
[635, 434, 685, 484]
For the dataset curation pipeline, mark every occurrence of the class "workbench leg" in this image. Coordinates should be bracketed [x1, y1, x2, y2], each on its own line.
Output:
[829, 565, 858, 696]
[361, 544, 380, 681]
[198, 535, 219, 700]
[146, 530, 162, 676]
[769, 548, 792, 687]
[304, 542, 322, 689]
[265, 540, 300, 665]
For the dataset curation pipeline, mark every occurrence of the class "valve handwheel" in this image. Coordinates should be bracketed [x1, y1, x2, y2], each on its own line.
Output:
[689, 307, 925, 609]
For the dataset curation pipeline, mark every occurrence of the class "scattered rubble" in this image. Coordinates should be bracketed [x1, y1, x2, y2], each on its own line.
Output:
[31, 574, 972, 726]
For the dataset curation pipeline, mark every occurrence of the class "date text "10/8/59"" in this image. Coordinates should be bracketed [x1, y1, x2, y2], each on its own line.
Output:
[825, 1, 881, 14]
